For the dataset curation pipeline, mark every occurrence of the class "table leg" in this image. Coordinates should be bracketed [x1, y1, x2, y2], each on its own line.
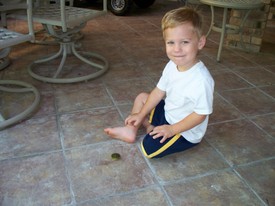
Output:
[0, 114, 4, 121]
[239, 10, 252, 51]
[217, 7, 228, 62]
[206, 5, 214, 37]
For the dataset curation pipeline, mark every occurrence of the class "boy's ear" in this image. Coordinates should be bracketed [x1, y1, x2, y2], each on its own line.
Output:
[198, 35, 206, 50]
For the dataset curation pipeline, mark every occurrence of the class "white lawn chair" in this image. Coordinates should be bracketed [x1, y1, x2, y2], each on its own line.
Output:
[0, 0, 40, 130]
[10, 0, 109, 83]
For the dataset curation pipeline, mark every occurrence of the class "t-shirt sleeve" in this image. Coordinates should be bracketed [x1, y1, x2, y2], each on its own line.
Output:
[193, 79, 214, 115]
[156, 61, 172, 92]
[157, 74, 166, 92]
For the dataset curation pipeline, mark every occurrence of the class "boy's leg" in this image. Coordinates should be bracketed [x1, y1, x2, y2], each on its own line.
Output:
[131, 92, 154, 133]
[141, 134, 198, 158]
[123, 92, 153, 134]
[104, 92, 150, 143]
[141, 100, 198, 158]
[131, 92, 149, 114]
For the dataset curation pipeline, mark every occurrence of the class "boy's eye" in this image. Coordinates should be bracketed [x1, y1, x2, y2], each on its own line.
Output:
[167, 41, 174, 45]
[182, 41, 189, 44]
[166, 40, 190, 45]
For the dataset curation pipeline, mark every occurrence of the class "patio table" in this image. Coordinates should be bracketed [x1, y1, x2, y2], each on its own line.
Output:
[200, 0, 263, 62]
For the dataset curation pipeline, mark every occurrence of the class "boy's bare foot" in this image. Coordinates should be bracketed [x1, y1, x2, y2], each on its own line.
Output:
[104, 126, 136, 143]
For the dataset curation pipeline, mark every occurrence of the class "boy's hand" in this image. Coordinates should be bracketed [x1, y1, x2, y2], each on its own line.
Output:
[150, 125, 174, 143]
[125, 113, 143, 127]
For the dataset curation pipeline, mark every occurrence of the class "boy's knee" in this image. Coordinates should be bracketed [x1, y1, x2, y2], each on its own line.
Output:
[136, 92, 149, 103]
[141, 134, 164, 159]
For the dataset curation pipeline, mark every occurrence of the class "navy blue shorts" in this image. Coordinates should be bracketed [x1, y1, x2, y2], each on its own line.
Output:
[141, 100, 198, 158]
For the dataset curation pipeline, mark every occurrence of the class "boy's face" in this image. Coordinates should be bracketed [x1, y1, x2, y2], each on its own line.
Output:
[163, 23, 205, 71]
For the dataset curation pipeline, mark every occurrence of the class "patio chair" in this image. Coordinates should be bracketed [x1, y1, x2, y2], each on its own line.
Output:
[10, 0, 109, 83]
[0, 0, 40, 130]
[1, 0, 75, 45]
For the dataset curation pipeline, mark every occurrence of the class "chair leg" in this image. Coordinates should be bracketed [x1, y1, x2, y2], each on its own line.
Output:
[0, 47, 11, 70]
[0, 57, 11, 70]
[28, 40, 109, 84]
[0, 80, 40, 130]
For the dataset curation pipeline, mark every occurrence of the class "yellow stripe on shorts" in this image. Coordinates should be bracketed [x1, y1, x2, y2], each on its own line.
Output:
[148, 108, 155, 124]
[141, 134, 182, 159]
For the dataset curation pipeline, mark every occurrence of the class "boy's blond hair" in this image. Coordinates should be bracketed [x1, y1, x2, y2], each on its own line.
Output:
[161, 7, 203, 37]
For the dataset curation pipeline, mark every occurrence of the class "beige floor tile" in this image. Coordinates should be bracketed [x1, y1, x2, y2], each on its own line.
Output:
[80, 186, 169, 206]
[209, 94, 244, 124]
[212, 70, 253, 92]
[106, 78, 155, 104]
[59, 107, 122, 148]
[250, 113, 275, 137]
[145, 141, 229, 182]
[0, 115, 60, 160]
[164, 170, 262, 206]
[206, 119, 275, 166]
[236, 159, 275, 206]
[259, 85, 275, 98]
[55, 83, 113, 113]
[65, 141, 156, 203]
[219, 88, 275, 117]
[234, 67, 275, 87]
[0, 152, 71, 205]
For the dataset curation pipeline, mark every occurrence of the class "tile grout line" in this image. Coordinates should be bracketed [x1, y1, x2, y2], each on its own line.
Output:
[137, 144, 174, 206]
[248, 116, 275, 141]
[207, 85, 274, 206]
[103, 82, 125, 121]
[233, 169, 269, 206]
[204, 137, 272, 206]
[161, 167, 233, 186]
[54, 86, 77, 206]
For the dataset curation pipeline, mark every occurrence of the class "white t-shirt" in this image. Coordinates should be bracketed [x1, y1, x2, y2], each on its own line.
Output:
[157, 60, 214, 143]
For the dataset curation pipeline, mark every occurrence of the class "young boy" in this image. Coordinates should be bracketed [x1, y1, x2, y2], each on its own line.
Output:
[104, 7, 214, 158]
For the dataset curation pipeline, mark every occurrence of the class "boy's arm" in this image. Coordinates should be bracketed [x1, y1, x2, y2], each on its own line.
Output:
[150, 112, 206, 143]
[126, 87, 165, 127]
[139, 87, 165, 118]
[170, 112, 206, 135]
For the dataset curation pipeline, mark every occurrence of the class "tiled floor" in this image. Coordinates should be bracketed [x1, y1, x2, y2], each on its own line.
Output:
[1, 1, 275, 205]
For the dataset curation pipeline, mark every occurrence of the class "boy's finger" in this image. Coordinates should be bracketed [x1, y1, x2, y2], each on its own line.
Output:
[160, 137, 166, 143]
[151, 133, 158, 138]
[150, 130, 158, 136]
[133, 120, 140, 127]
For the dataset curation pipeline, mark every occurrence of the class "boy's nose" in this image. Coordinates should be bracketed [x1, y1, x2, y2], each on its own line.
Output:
[174, 44, 181, 52]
